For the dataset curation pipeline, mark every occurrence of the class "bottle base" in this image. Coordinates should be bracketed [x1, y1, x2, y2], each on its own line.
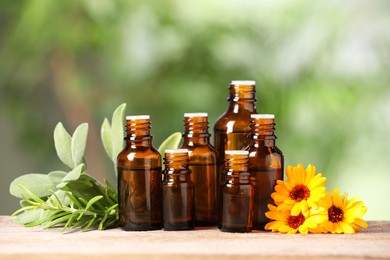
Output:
[252, 223, 267, 230]
[164, 222, 195, 231]
[218, 225, 252, 233]
[195, 220, 217, 227]
[120, 222, 162, 231]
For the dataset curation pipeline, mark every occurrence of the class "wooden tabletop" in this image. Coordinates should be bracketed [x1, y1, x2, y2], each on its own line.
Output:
[0, 216, 389, 260]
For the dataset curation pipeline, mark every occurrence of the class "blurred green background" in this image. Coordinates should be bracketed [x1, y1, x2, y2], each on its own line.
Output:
[1, 0, 389, 220]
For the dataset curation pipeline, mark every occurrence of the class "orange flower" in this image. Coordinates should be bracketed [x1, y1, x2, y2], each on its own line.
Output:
[272, 164, 326, 216]
[265, 204, 327, 234]
[313, 189, 368, 234]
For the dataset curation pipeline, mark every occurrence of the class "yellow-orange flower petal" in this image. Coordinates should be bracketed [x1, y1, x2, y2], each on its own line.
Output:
[316, 189, 368, 234]
[271, 164, 327, 213]
[265, 204, 327, 234]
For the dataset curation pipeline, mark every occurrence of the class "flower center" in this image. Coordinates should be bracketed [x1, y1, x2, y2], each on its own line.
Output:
[287, 213, 305, 229]
[328, 206, 343, 223]
[290, 184, 310, 202]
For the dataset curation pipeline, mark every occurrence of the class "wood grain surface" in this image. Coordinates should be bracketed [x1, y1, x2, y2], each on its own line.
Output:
[0, 216, 389, 260]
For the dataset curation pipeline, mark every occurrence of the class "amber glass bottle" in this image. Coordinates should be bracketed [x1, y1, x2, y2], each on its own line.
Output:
[163, 149, 195, 231]
[247, 114, 284, 230]
[214, 80, 258, 182]
[117, 115, 162, 231]
[181, 113, 218, 226]
[218, 150, 253, 233]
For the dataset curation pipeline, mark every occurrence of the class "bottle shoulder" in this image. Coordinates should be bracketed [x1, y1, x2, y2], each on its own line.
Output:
[214, 112, 256, 132]
[247, 145, 283, 156]
[247, 146, 284, 169]
[181, 143, 217, 153]
[117, 145, 162, 168]
[181, 144, 218, 163]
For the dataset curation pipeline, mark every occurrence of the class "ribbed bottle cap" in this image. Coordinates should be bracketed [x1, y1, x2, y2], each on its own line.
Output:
[231, 80, 256, 85]
[126, 115, 150, 120]
[165, 149, 189, 154]
[184, 113, 208, 118]
[225, 150, 249, 155]
[251, 114, 274, 119]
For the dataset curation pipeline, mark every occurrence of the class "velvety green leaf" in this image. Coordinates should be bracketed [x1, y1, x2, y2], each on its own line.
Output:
[18, 184, 46, 203]
[71, 123, 89, 167]
[10, 174, 57, 199]
[15, 209, 43, 224]
[48, 171, 67, 185]
[101, 118, 113, 161]
[47, 190, 70, 207]
[54, 123, 73, 169]
[39, 210, 56, 222]
[158, 132, 182, 171]
[111, 103, 126, 164]
[57, 164, 85, 189]
[158, 132, 182, 156]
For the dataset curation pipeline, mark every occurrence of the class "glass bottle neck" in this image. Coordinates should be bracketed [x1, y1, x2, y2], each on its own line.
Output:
[224, 172, 251, 184]
[164, 151, 191, 181]
[249, 118, 276, 147]
[224, 153, 250, 182]
[125, 137, 153, 147]
[227, 102, 257, 113]
[125, 118, 153, 147]
[227, 84, 257, 113]
[228, 84, 256, 101]
[182, 115, 211, 145]
[225, 163, 249, 173]
[182, 135, 210, 145]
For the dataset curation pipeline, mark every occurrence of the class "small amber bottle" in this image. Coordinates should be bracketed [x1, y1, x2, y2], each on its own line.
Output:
[117, 115, 162, 231]
[218, 150, 253, 233]
[214, 80, 258, 182]
[247, 114, 284, 230]
[163, 149, 195, 231]
[181, 113, 218, 226]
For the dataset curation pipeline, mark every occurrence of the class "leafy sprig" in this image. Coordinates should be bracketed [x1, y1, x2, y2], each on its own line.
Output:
[14, 178, 117, 231]
[9, 103, 182, 231]
[100, 103, 126, 173]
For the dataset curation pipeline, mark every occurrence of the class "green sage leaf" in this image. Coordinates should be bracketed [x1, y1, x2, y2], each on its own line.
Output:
[57, 164, 85, 189]
[48, 171, 67, 185]
[158, 132, 182, 156]
[39, 210, 56, 223]
[18, 185, 46, 203]
[15, 209, 43, 224]
[158, 132, 182, 171]
[101, 118, 113, 161]
[71, 123, 89, 167]
[54, 123, 73, 169]
[47, 190, 70, 207]
[111, 103, 126, 164]
[10, 174, 57, 198]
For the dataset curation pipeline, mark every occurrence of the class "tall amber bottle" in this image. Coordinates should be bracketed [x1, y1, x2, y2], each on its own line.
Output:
[247, 114, 284, 230]
[181, 113, 218, 226]
[117, 115, 162, 231]
[218, 150, 253, 233]
[163, 149, 195, 231]
[214, 80, 258, 180]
